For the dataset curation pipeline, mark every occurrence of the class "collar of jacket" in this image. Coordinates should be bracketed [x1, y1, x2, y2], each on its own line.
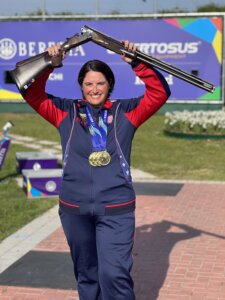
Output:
[76, 99, 113, 110]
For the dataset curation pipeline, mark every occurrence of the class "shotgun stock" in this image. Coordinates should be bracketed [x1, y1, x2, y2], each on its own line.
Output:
[7, 32, 92, 97]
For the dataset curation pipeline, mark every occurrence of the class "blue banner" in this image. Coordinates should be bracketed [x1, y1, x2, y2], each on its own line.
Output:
[0, 18, 222, 102]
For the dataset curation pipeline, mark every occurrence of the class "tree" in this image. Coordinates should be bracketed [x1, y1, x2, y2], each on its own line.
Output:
[197, 3, 225, 12]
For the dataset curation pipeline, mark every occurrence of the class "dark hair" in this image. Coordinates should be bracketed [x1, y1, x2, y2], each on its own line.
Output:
[78, 60, 115, 95]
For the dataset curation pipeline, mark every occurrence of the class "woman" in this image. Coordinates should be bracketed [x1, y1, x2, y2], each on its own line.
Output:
[25, 40, 171, 300]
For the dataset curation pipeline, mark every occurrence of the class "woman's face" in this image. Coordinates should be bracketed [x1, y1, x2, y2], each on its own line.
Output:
[82, 71, 110, 107]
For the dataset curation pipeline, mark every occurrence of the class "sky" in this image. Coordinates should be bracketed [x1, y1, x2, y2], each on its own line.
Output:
[0, 0, 224, 16]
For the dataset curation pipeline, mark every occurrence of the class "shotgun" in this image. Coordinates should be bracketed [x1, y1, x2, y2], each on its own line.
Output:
[81, 25, 215, 93]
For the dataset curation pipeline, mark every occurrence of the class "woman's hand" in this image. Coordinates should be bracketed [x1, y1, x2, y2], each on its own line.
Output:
[121, 40, 137, 64]
[46, 43, 66, 60]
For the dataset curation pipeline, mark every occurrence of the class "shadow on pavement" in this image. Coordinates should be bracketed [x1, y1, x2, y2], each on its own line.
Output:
[132, 220, 201, 299]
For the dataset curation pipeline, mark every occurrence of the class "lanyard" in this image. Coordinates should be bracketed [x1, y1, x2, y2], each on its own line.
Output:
[86, 106, 108, 152]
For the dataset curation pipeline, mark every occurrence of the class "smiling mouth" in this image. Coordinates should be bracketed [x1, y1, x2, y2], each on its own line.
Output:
[90, 95, 102, 98]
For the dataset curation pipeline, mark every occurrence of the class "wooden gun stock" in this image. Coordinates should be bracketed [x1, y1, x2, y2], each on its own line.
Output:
[7, 32, 92, 97]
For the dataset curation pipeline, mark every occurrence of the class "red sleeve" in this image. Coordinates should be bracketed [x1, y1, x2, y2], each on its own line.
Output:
[125, 63, 171, 128]
[25, 70, 68, 128]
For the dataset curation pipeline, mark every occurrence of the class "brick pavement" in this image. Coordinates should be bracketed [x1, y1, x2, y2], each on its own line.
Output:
[1, 182, 225, 300]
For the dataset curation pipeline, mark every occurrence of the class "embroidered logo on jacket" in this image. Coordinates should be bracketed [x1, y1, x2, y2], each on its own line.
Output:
[80, 113, 87, 123]
[76, 113, 87, 126]
[108, 115, 113, 124]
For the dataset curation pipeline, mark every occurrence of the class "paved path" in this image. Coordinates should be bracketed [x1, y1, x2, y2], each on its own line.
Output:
[0, 135, 225, 299]
[1, 181, 225, 300]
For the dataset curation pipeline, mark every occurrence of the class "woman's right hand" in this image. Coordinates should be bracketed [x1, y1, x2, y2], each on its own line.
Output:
[121, 40, 137, 64]
[46, 43, 66, 59]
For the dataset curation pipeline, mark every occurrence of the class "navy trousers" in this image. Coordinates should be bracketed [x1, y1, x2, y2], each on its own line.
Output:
[59, 209, 135, 300]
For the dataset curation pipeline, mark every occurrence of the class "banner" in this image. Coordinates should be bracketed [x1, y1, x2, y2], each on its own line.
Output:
[0, 138, 11, 170]
[0, 18, 223, 102]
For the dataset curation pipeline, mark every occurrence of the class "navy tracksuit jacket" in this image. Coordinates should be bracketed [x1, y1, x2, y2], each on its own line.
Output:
[25, 62, 170, 216]
[25, 62, 170, 300]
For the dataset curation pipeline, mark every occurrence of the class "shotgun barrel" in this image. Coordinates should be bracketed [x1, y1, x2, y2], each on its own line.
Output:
[81, 25, 215, 93]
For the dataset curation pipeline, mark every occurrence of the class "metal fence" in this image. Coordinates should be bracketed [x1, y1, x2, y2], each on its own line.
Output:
[0, 0, 224, 19]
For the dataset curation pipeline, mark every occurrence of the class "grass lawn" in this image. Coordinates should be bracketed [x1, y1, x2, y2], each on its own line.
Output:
[0, 142, 58, 241]
[0, 112, 225, 241]
[132, 115, 225, 181]
[0, 114, 59, 241]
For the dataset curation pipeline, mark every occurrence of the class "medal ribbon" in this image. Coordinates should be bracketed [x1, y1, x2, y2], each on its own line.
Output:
[86, 106, 108, 151]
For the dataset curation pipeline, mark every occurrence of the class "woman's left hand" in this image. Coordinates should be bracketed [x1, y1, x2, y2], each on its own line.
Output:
[121, 40, 137, 64]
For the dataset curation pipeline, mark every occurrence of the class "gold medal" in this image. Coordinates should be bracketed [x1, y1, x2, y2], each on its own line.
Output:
[89, 151, 101, 167]
[89, 151, 111, 167]
[94, 151, 102, 167]
[89, 152, 99, 167]
[99, 151, 111, 166]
